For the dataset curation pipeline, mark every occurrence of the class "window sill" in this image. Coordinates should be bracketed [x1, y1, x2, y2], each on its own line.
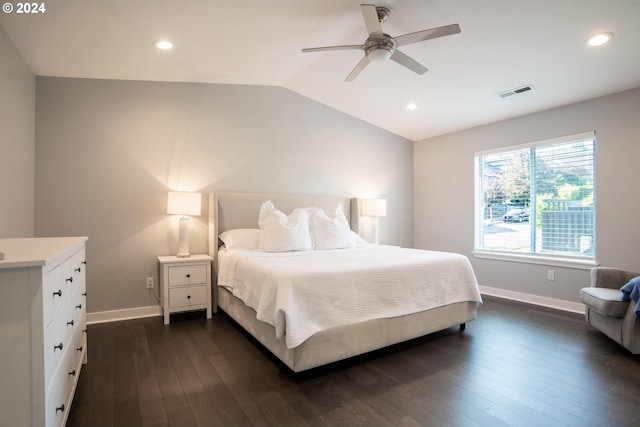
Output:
[472, 250, 598, 270]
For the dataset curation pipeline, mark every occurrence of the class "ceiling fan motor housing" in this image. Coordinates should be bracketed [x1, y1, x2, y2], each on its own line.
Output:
[364, 34, 396, 62]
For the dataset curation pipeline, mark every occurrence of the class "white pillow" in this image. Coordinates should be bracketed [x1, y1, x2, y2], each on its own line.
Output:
[350, 230, 368, 246]
[219, 229, 260, 250]
[258, 201, 312, 252]
[309, 204, 356, 250]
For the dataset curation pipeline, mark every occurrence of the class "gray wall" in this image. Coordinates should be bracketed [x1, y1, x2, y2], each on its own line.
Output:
[414, 88, 640, 304]
[0, 26, 34, 238]
[35, 77, 414, 314]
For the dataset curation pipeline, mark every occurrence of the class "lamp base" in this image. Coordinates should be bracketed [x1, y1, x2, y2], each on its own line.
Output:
[371, 216, 380, 245]
[176, 216, 191, 258]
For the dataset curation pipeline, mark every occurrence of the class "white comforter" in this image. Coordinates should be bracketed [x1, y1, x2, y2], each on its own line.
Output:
[217, 245, 482, 349]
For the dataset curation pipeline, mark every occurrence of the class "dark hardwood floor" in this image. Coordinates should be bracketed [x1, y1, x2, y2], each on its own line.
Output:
[67, 297, 640, 427]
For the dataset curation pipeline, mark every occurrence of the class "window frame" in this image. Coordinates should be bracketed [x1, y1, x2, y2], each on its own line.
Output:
[473, 131, 597, 269]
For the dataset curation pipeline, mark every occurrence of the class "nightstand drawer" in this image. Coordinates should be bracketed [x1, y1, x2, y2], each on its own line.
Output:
[167, 264, 207, 287]
[169, 285, 207, 309]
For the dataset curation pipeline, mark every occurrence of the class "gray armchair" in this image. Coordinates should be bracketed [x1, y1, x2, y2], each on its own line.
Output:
[580, 267, 640, 354]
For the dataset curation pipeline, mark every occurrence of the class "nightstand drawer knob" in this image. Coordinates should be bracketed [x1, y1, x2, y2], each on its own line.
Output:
[186, 274, 191, 278]
[187, 295, 191, 299]
[76, 304, 82, 309]
[66, 277, 73, 283]
[53, 290, 62, 298]
[54, 342, 63, 352]
[56, 404, 65, 414]
[69, 369, 76, 377]
[67, 320, 74, 326]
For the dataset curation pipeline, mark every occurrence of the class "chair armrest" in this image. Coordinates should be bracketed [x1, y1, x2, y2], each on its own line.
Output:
[590, 267, 640, 290]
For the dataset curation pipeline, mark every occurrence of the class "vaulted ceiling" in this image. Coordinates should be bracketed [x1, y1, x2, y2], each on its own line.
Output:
[2, 0, 639, 141]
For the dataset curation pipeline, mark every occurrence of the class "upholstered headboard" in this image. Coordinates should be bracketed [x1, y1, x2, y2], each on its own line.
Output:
[207, 192, 360, 258]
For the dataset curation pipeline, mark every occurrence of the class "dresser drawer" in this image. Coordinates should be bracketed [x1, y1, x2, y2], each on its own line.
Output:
[73, 328, 87, 368]
[168, 264, 208, 287]
[169, 285, 207, 309]
[43, 259, 73, 327]
[72, 285, 86, 325]
[45, 296, 75, 388]
[46, 343, 75, 427]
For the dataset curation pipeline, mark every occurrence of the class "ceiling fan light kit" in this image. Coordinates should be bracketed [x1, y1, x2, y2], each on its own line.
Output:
[302, 3, 461, 82]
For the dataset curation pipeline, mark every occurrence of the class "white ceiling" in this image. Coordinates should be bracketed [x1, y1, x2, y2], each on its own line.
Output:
[2, 0, 639, 141]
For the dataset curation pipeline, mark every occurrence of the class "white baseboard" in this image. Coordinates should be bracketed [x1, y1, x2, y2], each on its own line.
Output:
[87, 305, 162, 325]
[480, 286, 585, 314]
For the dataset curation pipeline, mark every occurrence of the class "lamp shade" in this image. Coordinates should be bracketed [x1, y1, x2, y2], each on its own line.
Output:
[363, 199, 387, 217]
[167, 191, 202, 216]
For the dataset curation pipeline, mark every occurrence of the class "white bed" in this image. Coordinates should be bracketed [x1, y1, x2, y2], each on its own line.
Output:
[208, 192, 482, 372]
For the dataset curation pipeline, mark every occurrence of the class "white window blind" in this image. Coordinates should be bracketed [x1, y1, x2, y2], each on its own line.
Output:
[474, 131, 596, 261]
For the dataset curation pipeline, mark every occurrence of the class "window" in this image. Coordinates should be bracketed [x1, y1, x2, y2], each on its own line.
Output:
[474, 131, 596, 264]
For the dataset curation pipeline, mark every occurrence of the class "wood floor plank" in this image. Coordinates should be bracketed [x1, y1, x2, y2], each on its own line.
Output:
[182, 326, 253, 426]
[68, 297, 640, 427]
[113, 324, 143, 427]
[144, 323, 198, 427]
[130, 324, 170, 427]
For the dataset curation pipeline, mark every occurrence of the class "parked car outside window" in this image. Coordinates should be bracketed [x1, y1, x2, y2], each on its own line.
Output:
[503, 208, 529, 223]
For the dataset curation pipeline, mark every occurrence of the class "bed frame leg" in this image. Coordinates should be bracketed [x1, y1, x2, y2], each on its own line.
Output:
[459, 323, 466, 332]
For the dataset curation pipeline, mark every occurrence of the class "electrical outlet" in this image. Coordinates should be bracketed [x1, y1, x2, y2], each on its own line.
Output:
[547, 270, 555, 281]
[146, 277, 154, 288]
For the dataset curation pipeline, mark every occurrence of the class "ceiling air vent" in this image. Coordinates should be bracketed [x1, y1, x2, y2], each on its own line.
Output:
[497, 84, 535, 98]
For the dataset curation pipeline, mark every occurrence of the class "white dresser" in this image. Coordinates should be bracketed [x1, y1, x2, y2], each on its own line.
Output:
[0, 237, 88, 427]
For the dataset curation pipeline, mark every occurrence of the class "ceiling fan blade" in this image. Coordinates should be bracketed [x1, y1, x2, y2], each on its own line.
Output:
[389, 50, 428, 75]
[345, 56, 371, 82]
[302, 44, 363, 53]
[394, 24, 461, 47]
[361, 4, 384, 38]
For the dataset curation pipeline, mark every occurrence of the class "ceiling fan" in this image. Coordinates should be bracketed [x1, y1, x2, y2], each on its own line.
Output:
[302, 4, 461, 82]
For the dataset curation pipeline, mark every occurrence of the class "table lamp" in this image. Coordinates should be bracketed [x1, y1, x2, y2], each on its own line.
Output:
[363, 199, 387, 244]
[167, 191, 202, 257]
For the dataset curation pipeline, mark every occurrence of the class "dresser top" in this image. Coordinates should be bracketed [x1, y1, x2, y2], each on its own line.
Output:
[0, 237, 88, 269]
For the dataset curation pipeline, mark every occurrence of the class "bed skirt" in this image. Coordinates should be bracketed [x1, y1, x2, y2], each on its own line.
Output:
[218, 287, 477, 372]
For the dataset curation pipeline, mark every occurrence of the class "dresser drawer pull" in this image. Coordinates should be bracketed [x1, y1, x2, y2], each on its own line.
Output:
[77, 345, 83, 352]
[69, 369, 76, 377]
[82, 261, 87, 265]
[53, 290, 62, 298]
[67, 320, 75, 326]
[75, 267, 82, 272]
[83, 329, 87, 333]
[54, 343, 63, 352]
[56, 404, 65, 414]
[187, 295, 191, 299]
[66, 277, 73, 283]
[76, 304, 83, 310]
[186, 274, 191, 278]
[82, 292, 87, 297]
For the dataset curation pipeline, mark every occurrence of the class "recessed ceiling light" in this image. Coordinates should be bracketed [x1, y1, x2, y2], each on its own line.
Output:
[406, 103, 418, 111]
[154, 40, 173, 50]
[587, 32, 612, 47]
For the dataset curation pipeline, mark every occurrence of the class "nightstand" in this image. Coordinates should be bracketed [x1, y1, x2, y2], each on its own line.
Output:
[158, 254, 213, 325]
